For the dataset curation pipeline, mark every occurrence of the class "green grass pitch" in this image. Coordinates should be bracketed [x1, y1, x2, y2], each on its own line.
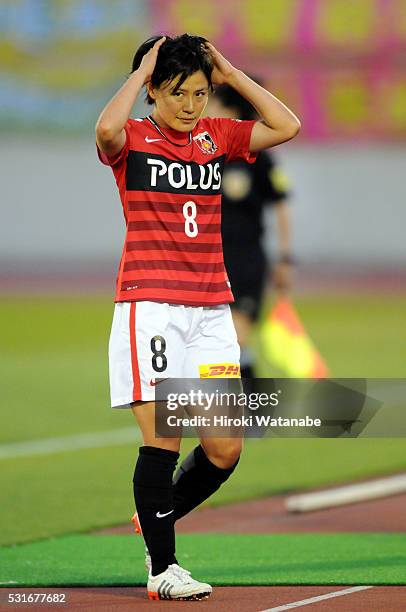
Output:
[1, 294, 406, 546]
[2, 534, 406, 586]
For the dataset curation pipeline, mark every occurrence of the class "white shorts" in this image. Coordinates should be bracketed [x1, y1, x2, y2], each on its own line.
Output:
[108, 301, 240, 407]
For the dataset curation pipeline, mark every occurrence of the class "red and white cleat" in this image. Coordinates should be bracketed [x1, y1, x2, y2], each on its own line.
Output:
[131, 512, 143, 535]
[131, 512, 151, 572]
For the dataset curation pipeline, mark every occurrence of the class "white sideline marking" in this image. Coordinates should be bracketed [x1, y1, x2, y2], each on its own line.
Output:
[286, 474, 406, 512]
[0, 427, 140, 460]
[260, 585, 373, 611]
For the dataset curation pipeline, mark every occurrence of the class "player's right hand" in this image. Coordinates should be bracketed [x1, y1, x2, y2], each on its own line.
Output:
[139, 36, 166, 84]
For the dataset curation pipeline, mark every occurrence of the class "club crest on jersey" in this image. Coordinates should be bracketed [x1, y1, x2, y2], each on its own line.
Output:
[193, 131, 217, 155]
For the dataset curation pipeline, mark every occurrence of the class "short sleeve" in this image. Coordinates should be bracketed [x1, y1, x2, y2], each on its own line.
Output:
[212, 118, 257, 164]
[96, 120, 131, 167]
[256, 152, 291, 203]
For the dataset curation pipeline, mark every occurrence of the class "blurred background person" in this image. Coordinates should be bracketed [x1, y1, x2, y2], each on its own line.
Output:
[208, 83, 294, 379]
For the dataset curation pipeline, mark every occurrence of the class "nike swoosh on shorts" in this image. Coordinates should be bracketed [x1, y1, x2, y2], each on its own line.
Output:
[150, 378, 168, 386]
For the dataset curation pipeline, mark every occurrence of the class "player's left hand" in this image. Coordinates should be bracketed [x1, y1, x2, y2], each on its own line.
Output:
[204, 42, 237, 85]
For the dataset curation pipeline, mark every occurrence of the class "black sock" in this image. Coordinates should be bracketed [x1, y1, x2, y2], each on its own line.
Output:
[133, 446, 179, 576]
[173, 445, 239, 521]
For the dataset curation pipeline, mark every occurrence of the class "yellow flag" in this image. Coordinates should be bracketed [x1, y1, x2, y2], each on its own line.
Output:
[259, 299, 329, 378]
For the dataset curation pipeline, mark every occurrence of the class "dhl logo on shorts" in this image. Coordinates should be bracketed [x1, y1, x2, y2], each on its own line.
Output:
[199, 363, 241, 379]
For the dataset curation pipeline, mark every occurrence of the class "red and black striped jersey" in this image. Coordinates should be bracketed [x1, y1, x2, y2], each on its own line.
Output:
[98, 115, 257, 306]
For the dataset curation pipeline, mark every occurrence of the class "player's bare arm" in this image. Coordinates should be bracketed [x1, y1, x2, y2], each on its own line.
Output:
[206, 42, 301, 150]
[95, 37, 166, 157]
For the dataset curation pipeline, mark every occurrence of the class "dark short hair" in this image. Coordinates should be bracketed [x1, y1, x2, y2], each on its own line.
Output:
[132, 33, 214, 104]
[214, 77, 263, 120]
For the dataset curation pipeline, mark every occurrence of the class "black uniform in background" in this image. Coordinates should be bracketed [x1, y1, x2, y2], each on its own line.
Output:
[221, 150, 290, 321]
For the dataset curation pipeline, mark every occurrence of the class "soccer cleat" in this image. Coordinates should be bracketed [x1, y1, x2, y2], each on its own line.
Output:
[147, 564, 212, 601]
[131, 512, 142, 535]
[131, 512, 151, 572]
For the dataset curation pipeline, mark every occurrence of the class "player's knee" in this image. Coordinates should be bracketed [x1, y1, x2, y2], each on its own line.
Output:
[222, 441, 242, 468]
[203, 440, 242, 469]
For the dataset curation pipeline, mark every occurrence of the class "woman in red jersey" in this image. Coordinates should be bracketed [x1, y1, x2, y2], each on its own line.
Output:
[96, 33, 300, 601]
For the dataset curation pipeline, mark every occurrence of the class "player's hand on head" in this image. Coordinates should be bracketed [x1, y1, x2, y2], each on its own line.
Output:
[139, 36, 166, 84]
[204, 42, 236, 86]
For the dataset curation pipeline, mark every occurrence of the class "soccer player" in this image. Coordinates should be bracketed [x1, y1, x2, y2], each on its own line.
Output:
[96, 34, 300, 601]
[208, 83, 294, 379]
